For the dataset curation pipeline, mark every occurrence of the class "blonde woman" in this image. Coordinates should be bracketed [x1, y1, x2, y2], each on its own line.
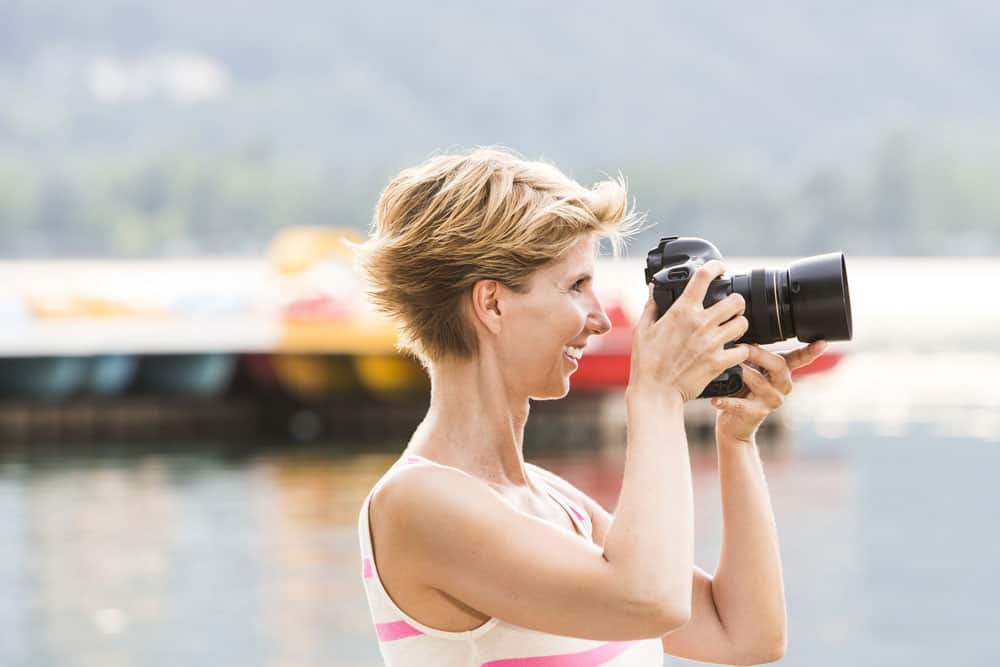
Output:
[355, 147, 826, 666]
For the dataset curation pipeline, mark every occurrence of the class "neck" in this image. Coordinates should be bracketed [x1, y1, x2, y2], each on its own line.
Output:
[408, 352, 532, 487]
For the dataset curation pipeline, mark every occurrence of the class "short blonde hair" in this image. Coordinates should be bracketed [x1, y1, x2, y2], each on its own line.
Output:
[354, 146, 643, 364]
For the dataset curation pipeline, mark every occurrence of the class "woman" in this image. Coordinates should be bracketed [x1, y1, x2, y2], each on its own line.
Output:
[355, 147, 827, 666]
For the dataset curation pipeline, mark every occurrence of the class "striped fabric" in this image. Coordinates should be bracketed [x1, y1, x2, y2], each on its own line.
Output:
[357, 454, 664, 666]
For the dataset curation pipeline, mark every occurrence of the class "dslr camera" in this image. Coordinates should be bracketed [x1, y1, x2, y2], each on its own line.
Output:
[644, 236, 853, 399]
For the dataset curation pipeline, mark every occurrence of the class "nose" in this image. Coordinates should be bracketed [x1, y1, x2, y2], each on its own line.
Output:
[588, 298, 612, 336]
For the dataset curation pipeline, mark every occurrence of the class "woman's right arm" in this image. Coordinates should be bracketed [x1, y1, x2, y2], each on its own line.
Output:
[600, 389, 692, 624]
[373, 261, 749, 641]
[373, 465, 682, 640]
[602, 260, 749, 626]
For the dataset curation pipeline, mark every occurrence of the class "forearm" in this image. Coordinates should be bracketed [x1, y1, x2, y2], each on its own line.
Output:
[603, 391, 693, 613]
[711, 433, 787, 650]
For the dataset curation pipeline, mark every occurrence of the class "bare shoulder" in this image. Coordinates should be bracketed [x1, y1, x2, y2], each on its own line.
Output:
[372, 462, 500, 528]
[369, 463, 508, 565]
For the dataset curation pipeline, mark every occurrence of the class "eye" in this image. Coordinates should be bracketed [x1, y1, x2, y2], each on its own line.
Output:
[571, 278, 586, 292]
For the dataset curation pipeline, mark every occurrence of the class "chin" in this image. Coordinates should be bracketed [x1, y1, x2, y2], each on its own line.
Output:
[530, 378, 572, 401]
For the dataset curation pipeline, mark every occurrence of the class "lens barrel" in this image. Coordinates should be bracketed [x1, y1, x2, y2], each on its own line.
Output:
[787, 252, 853, 342]
[731, 252, 851, 345]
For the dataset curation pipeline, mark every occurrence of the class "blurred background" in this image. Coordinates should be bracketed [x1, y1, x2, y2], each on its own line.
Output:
[1, 2, 999, 666]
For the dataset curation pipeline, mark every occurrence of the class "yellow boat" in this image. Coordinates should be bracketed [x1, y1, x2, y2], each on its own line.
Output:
[270, 226, 427, 400]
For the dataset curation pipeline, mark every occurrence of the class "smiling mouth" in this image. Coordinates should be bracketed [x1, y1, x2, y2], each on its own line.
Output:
[563, 345, 584, 364]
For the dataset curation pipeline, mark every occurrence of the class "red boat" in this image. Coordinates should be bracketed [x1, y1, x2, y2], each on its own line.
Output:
[570, 303, 842, 391]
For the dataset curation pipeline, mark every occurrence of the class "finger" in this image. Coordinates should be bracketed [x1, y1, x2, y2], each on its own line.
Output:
[740, 363, 784, 409]
[711, 315, 749, 349]
[744, 344, 793, 394]
[704, 292, 746, 328]
[780, 339, 828, 371]
[676, 260, 727, 308]
[709, 395, 769, 421]
[636, 283, 658, 329]
[719, 343, 751, 370]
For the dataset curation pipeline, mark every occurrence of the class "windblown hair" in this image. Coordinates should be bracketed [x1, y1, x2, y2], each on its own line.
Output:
[353, 146, 643, 364]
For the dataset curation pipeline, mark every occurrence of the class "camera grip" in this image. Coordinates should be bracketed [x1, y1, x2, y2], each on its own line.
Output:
[697, 341, 745, 399]
[652, 278, 743, 399]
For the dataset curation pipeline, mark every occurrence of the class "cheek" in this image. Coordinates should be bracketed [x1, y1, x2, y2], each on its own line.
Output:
[506, 294, 585, 353]
[564, 300, 589, 332]
[544, 300, 587, 339]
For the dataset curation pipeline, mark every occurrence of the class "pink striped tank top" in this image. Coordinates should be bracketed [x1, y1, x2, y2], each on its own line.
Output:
[357, 453, 664, 666]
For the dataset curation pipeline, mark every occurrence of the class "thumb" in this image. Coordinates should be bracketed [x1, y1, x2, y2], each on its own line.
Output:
[636, 283, 658, 329]
[783, 339, 828, 370]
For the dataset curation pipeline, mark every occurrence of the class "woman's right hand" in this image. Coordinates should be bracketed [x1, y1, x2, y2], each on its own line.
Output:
[627, 260, 751, 403]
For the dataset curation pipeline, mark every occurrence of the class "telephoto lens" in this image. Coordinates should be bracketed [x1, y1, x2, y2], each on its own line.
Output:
[644, 236, 853, 397]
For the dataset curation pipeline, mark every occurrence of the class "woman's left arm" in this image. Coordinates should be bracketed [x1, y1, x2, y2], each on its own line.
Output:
[707, 431, 788, 662]
[706, 340, 828, 662]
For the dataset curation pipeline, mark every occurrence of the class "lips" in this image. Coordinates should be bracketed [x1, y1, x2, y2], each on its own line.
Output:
[562, 346, 583, 370]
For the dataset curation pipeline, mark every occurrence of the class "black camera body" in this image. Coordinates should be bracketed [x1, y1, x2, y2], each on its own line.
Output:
[645, 236, 853, 399]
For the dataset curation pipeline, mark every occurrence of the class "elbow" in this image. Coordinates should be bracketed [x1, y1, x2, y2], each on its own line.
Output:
[664, 605, 692, 634]
[756, 618, 788, 663]
[739, 633, 787, 665]
[632, 590, 691, 636]
[622, 593, 690, 637]
[618, 572, 692, 636]
[750, 642, 787, 665]
[656, 583, 694, 633]
[650, 599, 691, 635]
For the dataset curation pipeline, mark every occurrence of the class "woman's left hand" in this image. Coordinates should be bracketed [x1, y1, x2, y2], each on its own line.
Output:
[711, 340, 828, 443]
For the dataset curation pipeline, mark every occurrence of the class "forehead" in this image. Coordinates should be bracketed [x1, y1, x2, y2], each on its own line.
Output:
[549, 235, 598, 271]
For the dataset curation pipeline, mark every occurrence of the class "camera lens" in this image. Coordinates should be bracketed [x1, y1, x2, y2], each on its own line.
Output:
[733, 252, 852, 345]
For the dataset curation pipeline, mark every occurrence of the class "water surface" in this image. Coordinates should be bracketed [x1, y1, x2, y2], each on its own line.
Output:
[2, 348, 998, 666]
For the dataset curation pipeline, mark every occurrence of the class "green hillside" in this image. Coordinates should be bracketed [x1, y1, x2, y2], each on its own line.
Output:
[2, 1, 999, 256]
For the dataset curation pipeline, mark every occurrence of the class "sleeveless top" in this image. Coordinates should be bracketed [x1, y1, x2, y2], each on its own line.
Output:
[357, 453, 665, 666]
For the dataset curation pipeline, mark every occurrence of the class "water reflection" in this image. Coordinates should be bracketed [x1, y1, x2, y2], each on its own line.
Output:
[2, 357, 999, 666]
[786, 351, 1000, 442]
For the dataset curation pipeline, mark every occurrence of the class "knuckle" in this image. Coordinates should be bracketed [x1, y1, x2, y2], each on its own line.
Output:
[700, 261, 725, 277]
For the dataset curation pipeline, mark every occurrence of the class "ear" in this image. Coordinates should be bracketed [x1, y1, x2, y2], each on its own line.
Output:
[470, 279, 504, 335]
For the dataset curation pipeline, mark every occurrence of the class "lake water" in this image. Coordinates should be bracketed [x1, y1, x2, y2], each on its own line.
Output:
[2, 258, 999, 666]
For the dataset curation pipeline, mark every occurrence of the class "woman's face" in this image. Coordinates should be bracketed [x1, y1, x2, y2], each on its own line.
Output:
[496, 234, 612, 400]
